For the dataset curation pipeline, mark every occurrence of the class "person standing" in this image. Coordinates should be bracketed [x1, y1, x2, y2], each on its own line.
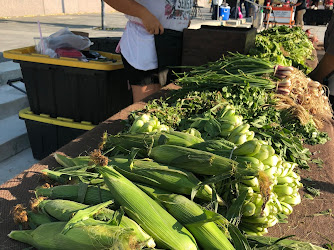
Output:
[309, 13, 334, 105]
[104, 0, 193, 103]
[309, 12, 334, 84]
[243, 0, 251, 17]
[292, 0, 307, 29]
[310, 0, 319, 9]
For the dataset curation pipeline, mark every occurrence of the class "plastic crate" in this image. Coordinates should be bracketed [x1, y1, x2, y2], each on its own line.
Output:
[4, 46, 132, 125]
[19, 107, 95, 160]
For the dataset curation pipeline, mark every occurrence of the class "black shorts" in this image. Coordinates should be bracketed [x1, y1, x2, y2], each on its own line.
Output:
[121, 28, 183, 86]
[121, 54, 162, 86]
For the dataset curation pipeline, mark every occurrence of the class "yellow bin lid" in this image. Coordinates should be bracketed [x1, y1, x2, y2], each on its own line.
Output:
[3, 46, 124, 71]
[19, 107, 96, 131]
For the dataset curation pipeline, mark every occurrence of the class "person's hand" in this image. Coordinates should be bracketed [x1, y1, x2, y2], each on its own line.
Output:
[141, 13, 164, 35]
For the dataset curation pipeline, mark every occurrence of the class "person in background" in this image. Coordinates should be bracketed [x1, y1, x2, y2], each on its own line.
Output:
[239, 0, 251, 17]
[265, 0, 273, 6]
[310, 0, 319, 9]
[309, 13, 334, 104]
[103, 0, 193, 103]
[291, 0, 307, 29]
[244, 0, 251, 17]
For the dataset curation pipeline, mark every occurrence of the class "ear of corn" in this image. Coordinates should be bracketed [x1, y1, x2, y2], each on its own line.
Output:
[37, 199, 89, 221]
[8, 230, 36, 248]
[103, 133, 157, 156]
[9, 221, 141, 250]
[41, 169, 74, 184]
[137, 184, 235, 250]
[103, 131, 204, 156]
[35, 184, 117, 206]
[33, 198, 154, 247]
[190, 139, 235, 151]
[109, 157, 220, 203]
[149, 144, 237, 176]
[165, 131, 204, 145]
[54, 154, 91, 168]
[94, 208, 155, 247]
[99, 166, 198, 250]
[58, 223, 138, 250]
[27, 211, 54, 228]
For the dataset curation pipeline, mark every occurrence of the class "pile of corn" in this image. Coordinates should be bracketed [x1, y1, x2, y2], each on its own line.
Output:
[123, 104, 303, 236]
[8, 103, 303, 249]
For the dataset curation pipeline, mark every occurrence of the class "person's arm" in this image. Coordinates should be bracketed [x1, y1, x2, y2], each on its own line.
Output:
[308, 52, 334, 84]
[309, 15, 334, 84]
[104, 0, 164, 34]
[291, 0, 302, 7]
[292, 2, 301, 7]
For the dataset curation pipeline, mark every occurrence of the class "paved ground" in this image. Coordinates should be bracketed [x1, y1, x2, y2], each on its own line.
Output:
[0, 7, 328, 53]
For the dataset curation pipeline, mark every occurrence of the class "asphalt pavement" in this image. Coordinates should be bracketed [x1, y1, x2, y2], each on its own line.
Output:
[0, 7, 328, 54]
[0, 9, 214, 54]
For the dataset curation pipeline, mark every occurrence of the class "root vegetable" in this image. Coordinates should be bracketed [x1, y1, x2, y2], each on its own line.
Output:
[276, 70, 292, 77]
[308, 80, 320, 88]
[275, 73, 287, 79]
[278, 79, 291, 88]
[276, 88, 290, 95]
[276, 65, 294, 72]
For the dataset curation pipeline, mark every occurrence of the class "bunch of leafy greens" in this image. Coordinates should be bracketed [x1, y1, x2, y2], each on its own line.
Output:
[130, 86, 329, 169]
[128, 54, 329, 169]
[249, 26, 314, 74]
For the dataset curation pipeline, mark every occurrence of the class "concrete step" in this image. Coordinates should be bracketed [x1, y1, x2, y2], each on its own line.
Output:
[0, 52, 11, 63]
[0, 60, 23, 86]
[225, 19, 241, 26]
[0, 147, 38, 185]
[0, 81, 29, 120]
[0, 114, 30, 162]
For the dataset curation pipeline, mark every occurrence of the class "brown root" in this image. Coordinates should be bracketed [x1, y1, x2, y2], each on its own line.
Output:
[274, 67, 333, 128]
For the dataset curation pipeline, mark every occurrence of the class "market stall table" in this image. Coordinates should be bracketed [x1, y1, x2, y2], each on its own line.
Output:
[1, 83, 334, 248]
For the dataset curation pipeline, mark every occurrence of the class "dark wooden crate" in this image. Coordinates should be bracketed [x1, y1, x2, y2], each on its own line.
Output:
[182, 26, 257, 66]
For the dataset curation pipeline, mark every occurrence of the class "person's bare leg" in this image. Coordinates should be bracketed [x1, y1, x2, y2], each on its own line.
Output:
[131, 84, 161, 102]
[296, 10, 302, 27]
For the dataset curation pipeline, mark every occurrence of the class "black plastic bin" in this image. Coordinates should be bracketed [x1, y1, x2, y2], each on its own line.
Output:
[182, 26, 257, 66]
[304, 9, 333, 25]
[19, 108, 95, 160]
[89, 37, 121, 53]
[4, 46, 132, 125]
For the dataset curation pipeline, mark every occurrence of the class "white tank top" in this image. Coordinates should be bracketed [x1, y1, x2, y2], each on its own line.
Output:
[120, 0, 193, 71]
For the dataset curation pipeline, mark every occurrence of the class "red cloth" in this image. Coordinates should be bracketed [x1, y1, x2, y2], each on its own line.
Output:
[55, 48, 83, 58]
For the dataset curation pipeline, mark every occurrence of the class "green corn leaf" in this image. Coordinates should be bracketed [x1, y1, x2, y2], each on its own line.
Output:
[62, 200, 114, 234]
[228, 223, 251, 250]
[225, 190, 248, 222]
